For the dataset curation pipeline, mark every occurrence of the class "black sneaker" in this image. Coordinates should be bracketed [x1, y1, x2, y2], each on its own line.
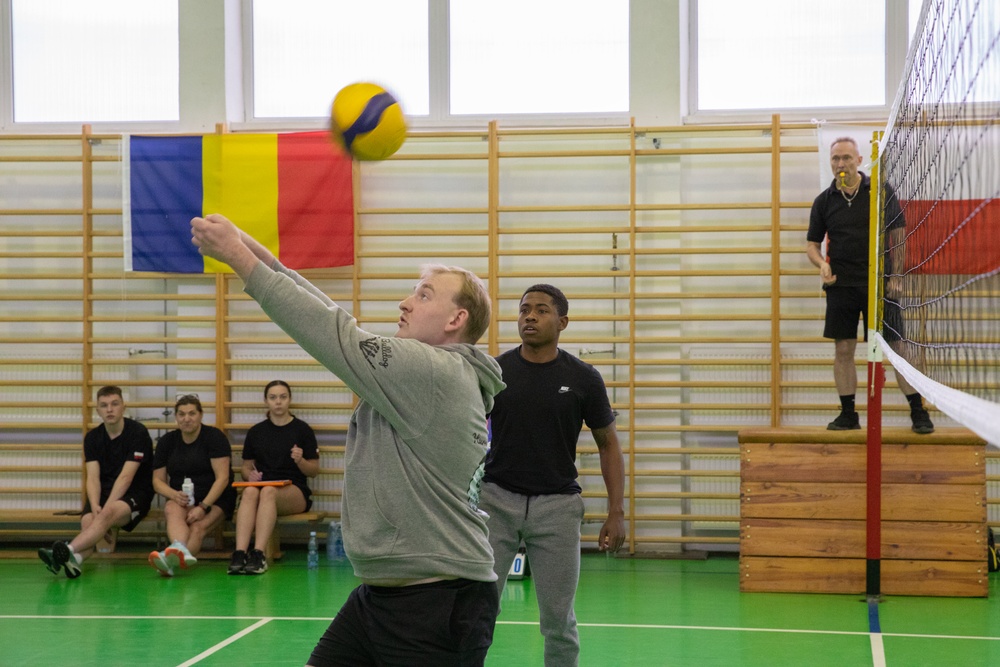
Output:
[827, 411, 861, 430]
[38, 547, 59, 575]
[244, 548, 268, 575]
[51, 541, 81, 579]
[228, 550, 248, 575]
[911, 407, 935, 434]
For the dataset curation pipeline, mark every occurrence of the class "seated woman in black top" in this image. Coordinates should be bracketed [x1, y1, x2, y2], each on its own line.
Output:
[149, 394, 235, 577]
[229, 380, 319, 575]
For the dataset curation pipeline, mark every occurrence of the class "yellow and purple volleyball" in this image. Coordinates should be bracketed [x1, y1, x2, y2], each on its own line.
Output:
[329, 82, 407, 161]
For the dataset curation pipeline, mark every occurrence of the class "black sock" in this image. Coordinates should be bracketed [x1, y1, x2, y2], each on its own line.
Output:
[906, 392, 923, 410]
[839, 395, 856, 413]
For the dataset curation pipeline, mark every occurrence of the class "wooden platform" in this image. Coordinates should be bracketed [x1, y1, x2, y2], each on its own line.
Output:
[738, 427, 988, 597]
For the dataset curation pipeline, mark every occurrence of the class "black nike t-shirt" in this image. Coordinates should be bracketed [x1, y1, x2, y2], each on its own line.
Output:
[484, 347, 614, 495]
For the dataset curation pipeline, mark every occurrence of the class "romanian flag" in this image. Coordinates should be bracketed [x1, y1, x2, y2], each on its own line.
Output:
[123, 132, 354, 273]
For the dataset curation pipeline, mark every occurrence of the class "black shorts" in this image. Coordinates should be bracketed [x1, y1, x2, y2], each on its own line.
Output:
[308, 578, 499, 667]
[84, 493, 153, 532]
[207, 487, 238, 521]
[823, 285, 902, 343]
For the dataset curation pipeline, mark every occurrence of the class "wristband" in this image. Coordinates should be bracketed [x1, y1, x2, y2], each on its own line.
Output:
[200, 502, 211, 513]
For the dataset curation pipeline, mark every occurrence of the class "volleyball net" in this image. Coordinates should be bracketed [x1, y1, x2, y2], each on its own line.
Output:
[875, 0, 1000, 446]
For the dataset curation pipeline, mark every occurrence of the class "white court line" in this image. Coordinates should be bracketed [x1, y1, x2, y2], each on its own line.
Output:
[0, 614, 1000, 641]
[508, 620, 1000, 643]
[871, 633, 887, 667]
[175, 617, 273, 667]
[4, 615, 1000, 643]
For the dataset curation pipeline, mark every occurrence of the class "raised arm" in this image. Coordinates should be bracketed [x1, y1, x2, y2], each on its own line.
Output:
[190, 214, 261, 280]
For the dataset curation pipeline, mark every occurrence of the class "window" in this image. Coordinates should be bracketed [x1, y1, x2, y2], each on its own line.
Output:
[11, 0, 178, 123]
[249, 0, 629, 122]
[449, 0, 629, 115]
[694, 0, 886, 112]
[251, 0, 429, 118]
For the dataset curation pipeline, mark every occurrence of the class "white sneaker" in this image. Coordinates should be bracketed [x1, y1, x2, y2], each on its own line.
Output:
[148, 550, 174, 577]
[163, 542, 198, 570]
[165, 546, 196, 570]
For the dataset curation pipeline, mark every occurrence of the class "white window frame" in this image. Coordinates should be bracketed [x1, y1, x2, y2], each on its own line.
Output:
[237, 0, 632, 131]
[686, 0, 913, 124]
[0, 0, 186, 134]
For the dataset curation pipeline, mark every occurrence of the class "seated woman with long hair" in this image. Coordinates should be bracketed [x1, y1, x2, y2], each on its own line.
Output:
[229, 380, 320, 575]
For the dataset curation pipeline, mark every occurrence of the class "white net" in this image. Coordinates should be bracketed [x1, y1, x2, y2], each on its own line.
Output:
[877, 0, 1000, 445]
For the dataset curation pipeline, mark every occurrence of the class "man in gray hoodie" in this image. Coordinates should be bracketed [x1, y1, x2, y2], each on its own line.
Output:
[191, 213, 504, 667]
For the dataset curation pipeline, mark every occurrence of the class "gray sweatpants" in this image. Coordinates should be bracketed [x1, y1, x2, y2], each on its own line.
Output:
[479, 481, 585, 667]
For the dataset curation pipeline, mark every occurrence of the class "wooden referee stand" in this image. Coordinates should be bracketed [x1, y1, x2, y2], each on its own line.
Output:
[738, 427, 988, 597]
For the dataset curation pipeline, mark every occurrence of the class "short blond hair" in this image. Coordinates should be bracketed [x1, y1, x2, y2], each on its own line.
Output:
[420, 264, 491, 344]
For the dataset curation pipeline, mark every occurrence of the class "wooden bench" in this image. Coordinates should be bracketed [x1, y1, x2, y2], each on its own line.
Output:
[1, 507, 326, 562]
[0, 508, 168, 558]
[0, 509, 85, 537]
[0, 506, 234, 558]
[261, 511, 326, 560]
[738, 427, 988, 597]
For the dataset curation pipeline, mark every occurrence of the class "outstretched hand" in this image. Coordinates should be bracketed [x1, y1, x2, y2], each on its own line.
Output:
[190, 214, 259, 278]
[191, 214, 241, 261]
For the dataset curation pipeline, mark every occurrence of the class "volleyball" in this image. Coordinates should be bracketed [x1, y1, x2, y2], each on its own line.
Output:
[329, 82, 407, 161]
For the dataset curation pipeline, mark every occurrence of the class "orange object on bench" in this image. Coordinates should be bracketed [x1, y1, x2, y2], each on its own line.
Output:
[233, 480, 292, 488]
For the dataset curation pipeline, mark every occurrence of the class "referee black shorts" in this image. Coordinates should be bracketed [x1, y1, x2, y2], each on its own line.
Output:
[823, 285, 903, 343]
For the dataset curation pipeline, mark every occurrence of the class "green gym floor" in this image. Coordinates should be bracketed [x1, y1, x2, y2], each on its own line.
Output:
[3, 551, 1000, 666]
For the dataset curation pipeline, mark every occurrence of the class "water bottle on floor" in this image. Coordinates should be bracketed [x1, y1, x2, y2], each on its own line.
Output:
[327, 521, 345, 561]
[307, 531, 319, 569]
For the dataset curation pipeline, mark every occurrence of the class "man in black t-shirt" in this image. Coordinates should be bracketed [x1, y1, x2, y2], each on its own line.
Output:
[807, 136, 933, 434]
[479, 284, 626, 667]
[39, 386, 154, 578]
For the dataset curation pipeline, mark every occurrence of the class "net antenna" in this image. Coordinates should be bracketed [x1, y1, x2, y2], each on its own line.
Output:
[875, 0, 1000, 447]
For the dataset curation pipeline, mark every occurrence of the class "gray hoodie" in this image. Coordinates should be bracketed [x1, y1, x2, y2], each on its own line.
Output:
[245, 260, 504, 583]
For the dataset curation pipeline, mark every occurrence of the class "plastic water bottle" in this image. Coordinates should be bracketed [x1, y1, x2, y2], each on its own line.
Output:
[327, 521, 345, 561]
[182, 477, 195, 507]
[307, 531, 319, 569]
